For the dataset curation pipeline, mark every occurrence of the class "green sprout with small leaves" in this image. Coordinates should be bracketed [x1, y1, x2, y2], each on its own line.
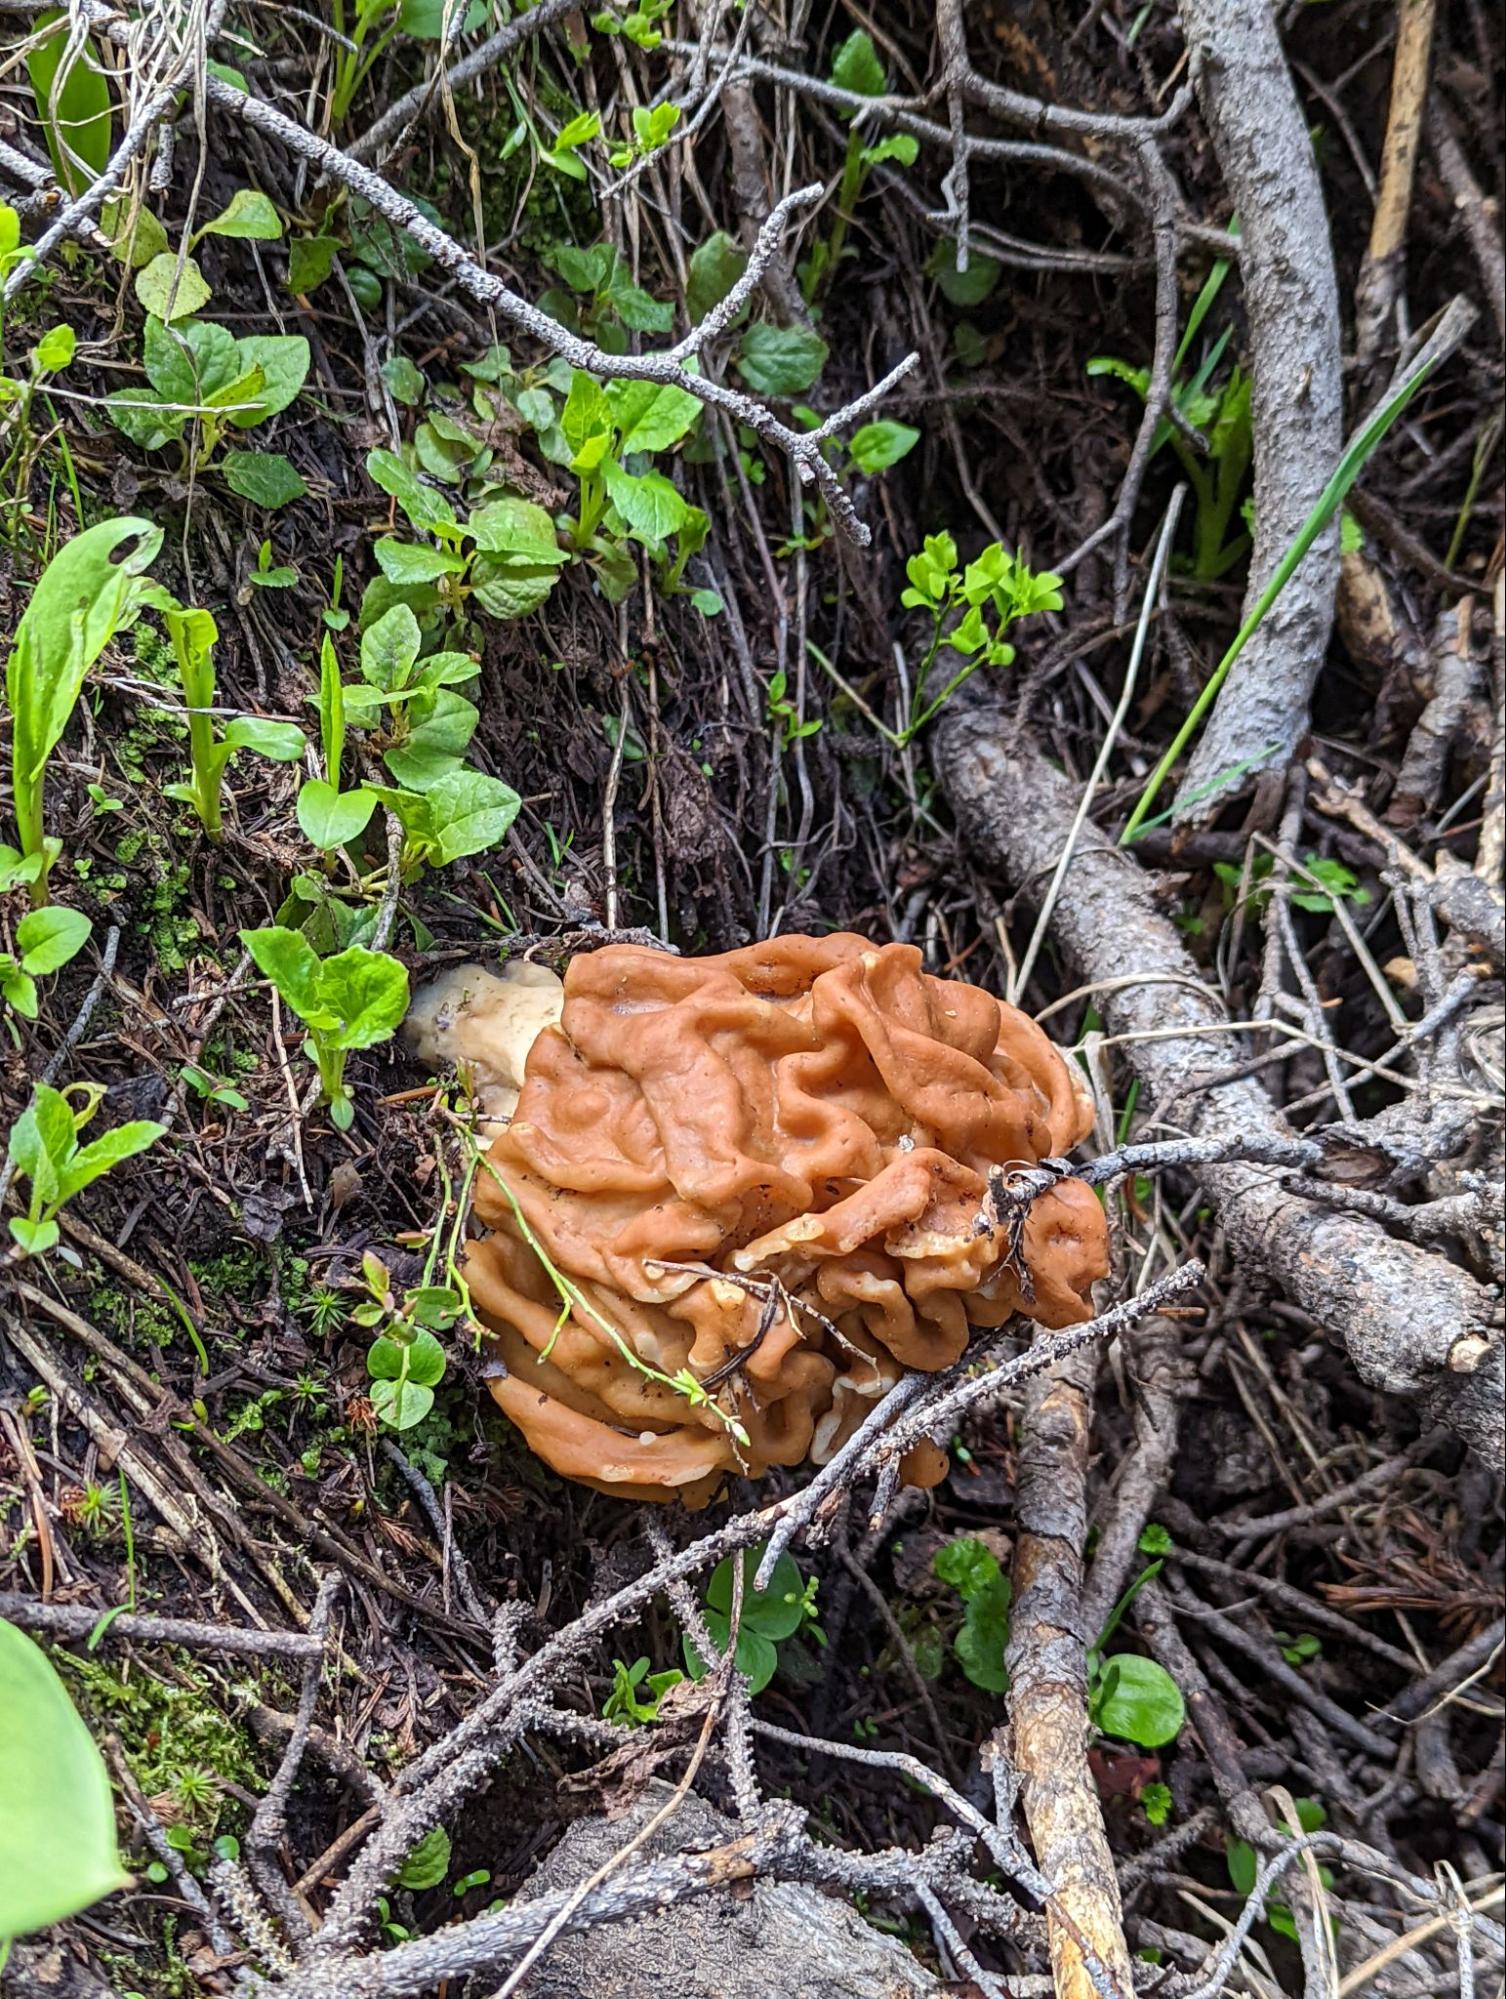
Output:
[5, 1083, 166, 1258]
[153, 600, 305, 840]
[894, 533, 1063, 745]
[0, 908, 91, 1024]
[239, 928, 410, 1131]
[350, 1249, 454, 1431]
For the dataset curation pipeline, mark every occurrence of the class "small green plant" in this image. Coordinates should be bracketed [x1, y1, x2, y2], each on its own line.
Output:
[802, 33, 919, 300]
[396, 1825, 451, 1892]
[0, 907, 91, 1023]
[350, 1248, 456, 1430]
[765, 670, 822, 749]
[1122, 337, 1455, 842]
[1227, 1798, 1332, 1941]
[105, 297, 310, 507]
[366, 449, 572, 624]
[5, 1083, 165, 1258]
[1276, 1631, 1322, 1668]
[4, 517, 162, 903]
[153, 600, 305, 838]
[933, 1536, 1011, 1694]
[239, 929, 410, 1130]
[893, 533, 1063, 744]
[591, 0, 673, 53]
[603, 1655, 685, 1725]
[1084, 1543, 1185, 1750]
[0, 257, 79, 541]
[0, 1618, 128, 1950]
[682, 1546, 821, 1695]
[556, 370, 710, 588]
[1141, 1781, 1173, 1827]
[1088, 237, 1249, 582]
[540, 240, 674, 347]
[1214, 852, 1371, 918]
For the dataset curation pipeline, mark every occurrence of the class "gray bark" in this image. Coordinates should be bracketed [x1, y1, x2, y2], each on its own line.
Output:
[513, 1786, 941, 1999]
[935, 708, 1503, 1466]
[1172, 0, 1344, 818]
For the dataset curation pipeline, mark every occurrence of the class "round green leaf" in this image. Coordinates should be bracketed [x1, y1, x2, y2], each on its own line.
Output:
[16, 906, 91, 976]
[0, 1617, 129, 1937]
[371, 1377, 435, 1431]
[297, 781, 378, 851]
[134, 251, 211, 323]
[201, 188, 283, 242]
[1092, 1653, 1185, 1748]
[32, 324, 75, 372]
[222, 451, 307, 508]
[735, 323, 828, 397]
[406, 1329, 447, 1388]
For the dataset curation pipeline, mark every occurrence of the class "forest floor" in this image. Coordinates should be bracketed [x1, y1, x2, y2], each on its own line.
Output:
[0, 2, 1501, 1997]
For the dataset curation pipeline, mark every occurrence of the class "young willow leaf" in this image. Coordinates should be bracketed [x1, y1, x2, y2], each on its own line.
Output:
[0, 1618, 128, 1938]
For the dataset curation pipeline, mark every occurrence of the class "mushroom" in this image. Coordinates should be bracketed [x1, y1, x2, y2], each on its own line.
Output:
[412, 935, 1108, 1506]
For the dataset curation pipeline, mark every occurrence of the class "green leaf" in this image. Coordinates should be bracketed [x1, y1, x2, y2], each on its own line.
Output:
[9, 1216, 60, 1255]
[607, 378, 701, 456]
[366, 448, 458, 537]
[199, 188, 283, 242]
[933, 241, 1001, 307]
[221, 716, 305, 761]
[296, 781, 377, 851]
[396, 1825, 451, 1890]
[372, 1376, 435, 1429]
[383, 690, 478, 790]
[735, 323, 828, 397]
[143, 314, 241, 404]
[241, 925, 327, 1025]
[104, 388, 184, 451]
[602, 461, 690, 542]
[8, 517, 162, 809]
[26, 26, 113, 198]
[860, 133, 918, 169]
[468, 555, 561, 620]
[422, 768, 522, 864]
[2, 968, 38, 1018]
[227, 335, 309, 426]
[374, 539, 466, 585]
[830, 28, 887, 99]
[16, 906, 91, 975]
[316, 946, 410, 1048]
[1091, 1654, 1185, 1748]
[934, 1538, 1011, 1693]
[686, 231, 747, 322]
[406, 1329, 447, 1387]
[562, 370, 612, 465]
[134, 252, 211, 323]
[380, 354, 425, 406]
[287, 233, 340, 294]
[467, 495, 568, 563]
[705, 1550, 808, 1641]
[0, 1617, 128, 1936]
[32, 324, 75, 372]
[847, 420, 919, 473]
[57, 1119, 166, 1201]
[361, 605, 422, 691]
[222, 450, 307, 507]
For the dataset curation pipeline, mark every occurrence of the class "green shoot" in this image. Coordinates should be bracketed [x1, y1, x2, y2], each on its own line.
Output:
[1121, 345, 1450, 843]
[239, 928, 410, 1131]
[4, 517, 162, 903]
[5, 1083, 165, 1258]
[0, 907, 91, 1023]
[156, 602, 304, 839]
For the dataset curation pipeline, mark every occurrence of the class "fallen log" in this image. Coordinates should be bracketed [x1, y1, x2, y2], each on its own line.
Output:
[935, 707, 1503, 1466]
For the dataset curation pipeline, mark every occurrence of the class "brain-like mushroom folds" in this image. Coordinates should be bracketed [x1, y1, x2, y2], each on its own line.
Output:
[434, 935, 1108, 1505]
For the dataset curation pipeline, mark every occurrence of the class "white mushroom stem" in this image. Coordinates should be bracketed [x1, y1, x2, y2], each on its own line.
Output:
[404, 962, 565, 1123]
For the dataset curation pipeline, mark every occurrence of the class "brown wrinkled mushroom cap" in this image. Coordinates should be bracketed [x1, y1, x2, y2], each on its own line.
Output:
[458, 934, 1108, 1505]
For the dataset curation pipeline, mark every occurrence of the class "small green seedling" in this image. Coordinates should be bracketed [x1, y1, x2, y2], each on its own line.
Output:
[239, 928, 409, 1130]
[802, 32, 919, 300]
[106, 307, 310, 507]
[0, 282, 80, 543]
[155, 600, 305, 838]
[4, 517, 162, 903]
[609, 100, 680, 170]
[893, 533, 1063, 744]
[243, 539, 298, 592]
[0, 907, 91, 1022]
[603, 1655, 685, 1726]
[5, 1083, 165, 1257]
[0, 1618, 129, 1948]
[933, 1536, 1011, 1694]
[682, 1545, 821, 1695]
[1214, 852, 1371, 918]
[1227, 1798, 1332, 1941]
[351, 1248, 454, 1430]
[1084, 1545, 1185, 1750]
